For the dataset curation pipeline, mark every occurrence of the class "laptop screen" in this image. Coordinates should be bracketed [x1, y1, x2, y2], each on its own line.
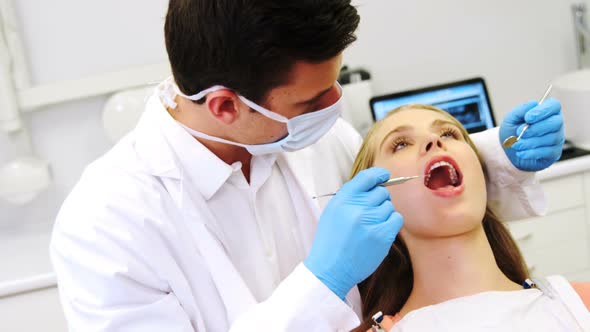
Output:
[370, 78, 496, 134]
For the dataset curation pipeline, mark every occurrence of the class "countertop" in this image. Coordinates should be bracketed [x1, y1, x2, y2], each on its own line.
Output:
[0, 230, 55, 297]
[538, 154, 590, 181]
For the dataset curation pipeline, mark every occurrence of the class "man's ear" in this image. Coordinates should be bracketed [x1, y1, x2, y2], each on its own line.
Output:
[206, 90, 243, 125]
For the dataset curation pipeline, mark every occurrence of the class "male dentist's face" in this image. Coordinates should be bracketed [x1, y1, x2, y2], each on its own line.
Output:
[372, 108, 488, 239]
[243, 53, 344, 144]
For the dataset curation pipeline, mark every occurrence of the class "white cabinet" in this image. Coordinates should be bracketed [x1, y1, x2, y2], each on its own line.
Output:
[507, 169, 590, 281]
[0, 232, 65, 331]
[0, 287, 66, 331]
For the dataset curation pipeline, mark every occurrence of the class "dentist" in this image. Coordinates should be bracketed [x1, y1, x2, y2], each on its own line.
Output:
[50, 1, 564, 331]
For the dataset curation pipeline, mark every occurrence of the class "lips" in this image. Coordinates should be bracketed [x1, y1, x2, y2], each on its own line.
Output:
[423, 155, 464, 197]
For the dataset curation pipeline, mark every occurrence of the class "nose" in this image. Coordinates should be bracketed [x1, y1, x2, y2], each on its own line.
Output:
[421, 134, 445, 155]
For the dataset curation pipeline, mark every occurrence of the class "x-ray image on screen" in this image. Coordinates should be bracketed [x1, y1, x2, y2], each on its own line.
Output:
[370, 78, 496, 134]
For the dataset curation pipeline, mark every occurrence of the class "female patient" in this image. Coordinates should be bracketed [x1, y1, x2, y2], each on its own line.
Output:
[351, 104, 590, 331]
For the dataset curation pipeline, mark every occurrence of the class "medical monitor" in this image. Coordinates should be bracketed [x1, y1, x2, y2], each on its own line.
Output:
[370, 77, 496, 134]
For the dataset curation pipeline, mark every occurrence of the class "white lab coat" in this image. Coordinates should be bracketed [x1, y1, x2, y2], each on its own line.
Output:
[50, 91, 546, 332]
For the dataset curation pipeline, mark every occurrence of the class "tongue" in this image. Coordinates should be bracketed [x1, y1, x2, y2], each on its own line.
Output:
[427, 167, 454, 190]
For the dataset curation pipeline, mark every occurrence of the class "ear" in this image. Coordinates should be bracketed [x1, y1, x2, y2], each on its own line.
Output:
[206, 90, 243, 125]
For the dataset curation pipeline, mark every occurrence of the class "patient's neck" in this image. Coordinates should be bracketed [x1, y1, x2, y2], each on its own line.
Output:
[399, 224, 521, 317]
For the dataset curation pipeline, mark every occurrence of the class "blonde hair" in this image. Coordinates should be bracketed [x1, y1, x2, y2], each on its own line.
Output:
[352, 104, 529, 331]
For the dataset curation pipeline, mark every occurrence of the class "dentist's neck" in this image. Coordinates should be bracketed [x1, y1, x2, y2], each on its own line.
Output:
[399, 224, 521, 317]
[168, 96, 253, 182]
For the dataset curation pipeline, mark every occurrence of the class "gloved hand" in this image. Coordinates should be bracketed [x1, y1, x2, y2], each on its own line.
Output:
[304, 167, 403, 300]
[499, 98, 564, 171]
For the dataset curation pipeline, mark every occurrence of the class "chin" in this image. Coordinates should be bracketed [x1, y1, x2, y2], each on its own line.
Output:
[434, 191, 486, 219]
[402, 199, 486, 238]
[444, 208, 485, 227]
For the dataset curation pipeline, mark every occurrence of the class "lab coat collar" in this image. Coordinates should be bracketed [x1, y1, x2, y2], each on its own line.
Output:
[135, 93, 237, 200]
[282, 147, 321, 210]
[133, 95, 180, 179]
[136, 94, 260, 318]
[136, 90, 320, 204]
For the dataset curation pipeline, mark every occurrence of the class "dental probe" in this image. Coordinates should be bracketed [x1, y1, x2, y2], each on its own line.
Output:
[371, 311, 387, 332]
[312, 175, 422, 199]
[502, 84, 553, 148]
[380, 175, 422, 187]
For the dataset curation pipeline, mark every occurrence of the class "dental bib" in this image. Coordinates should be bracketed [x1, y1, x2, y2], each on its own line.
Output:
[390, 276, 590, 332]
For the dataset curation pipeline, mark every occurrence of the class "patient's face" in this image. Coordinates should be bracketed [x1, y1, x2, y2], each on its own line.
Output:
[373, 108, 487, 239]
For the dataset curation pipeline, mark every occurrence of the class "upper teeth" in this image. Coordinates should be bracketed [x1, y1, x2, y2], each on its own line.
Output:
[425, 161, 459, 186]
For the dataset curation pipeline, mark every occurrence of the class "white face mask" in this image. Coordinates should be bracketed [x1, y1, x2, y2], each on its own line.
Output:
[158, 77, 343, 155]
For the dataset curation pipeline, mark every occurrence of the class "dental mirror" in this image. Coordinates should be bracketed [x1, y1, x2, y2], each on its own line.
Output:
[502, 84, 553, 148]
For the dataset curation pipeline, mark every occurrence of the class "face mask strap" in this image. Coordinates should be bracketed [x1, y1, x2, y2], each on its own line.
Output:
[170, 80, 287, 123]
[160, 78, 215, 110]
[176, 121, 287, 155]
[170, 79, 287, 123]
[169, 77, 343, 124]
[173, 83, 228, 102]
[176, 121, 248, 148]
[240, 81, 344, 123]
[157, 78, 179, 109]
[237, 96, 289, 123]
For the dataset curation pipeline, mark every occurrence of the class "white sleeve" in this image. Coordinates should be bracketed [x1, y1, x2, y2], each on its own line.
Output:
[230, 264, 360, 332]
[52, 207, 360, 332]
[53, 168, 361, 332]
[50, 211, 196, 332]
[470, 127, 547, 221]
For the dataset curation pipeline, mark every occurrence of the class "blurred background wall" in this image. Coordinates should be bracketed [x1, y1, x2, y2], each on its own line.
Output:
[0, 0, 586, 329]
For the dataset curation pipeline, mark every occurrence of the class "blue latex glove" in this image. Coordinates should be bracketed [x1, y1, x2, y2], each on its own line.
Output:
[499, 98, 564, 171]
[304, 167, 403, 299]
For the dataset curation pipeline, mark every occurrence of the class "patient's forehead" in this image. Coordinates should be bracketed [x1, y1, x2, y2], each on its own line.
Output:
[377, 108, 450, 140]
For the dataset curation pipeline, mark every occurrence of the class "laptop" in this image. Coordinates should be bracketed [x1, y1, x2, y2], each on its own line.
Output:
[369, 77, 496, 134]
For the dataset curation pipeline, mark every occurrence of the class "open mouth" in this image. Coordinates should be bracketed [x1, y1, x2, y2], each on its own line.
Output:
[424, 156, 463, 191]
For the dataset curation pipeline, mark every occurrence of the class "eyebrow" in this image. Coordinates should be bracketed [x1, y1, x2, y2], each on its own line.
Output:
[379, 119, 460, 149]
[297, 86, 333, 106]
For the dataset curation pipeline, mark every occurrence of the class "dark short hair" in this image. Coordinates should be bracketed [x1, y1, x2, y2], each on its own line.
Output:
[165, 0, 360, 104]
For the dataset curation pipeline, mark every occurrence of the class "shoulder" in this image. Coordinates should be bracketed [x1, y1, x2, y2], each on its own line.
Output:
[328, 118, 363, 153]
[52, 138, 178, 255]
[309, 118, 362, 162]
[63, 145, 167, 219]
[361, 314, 402, 331]
[50, 153, 182, 293]
[544, 276, 590, 313]
[571, 282, 590, 311]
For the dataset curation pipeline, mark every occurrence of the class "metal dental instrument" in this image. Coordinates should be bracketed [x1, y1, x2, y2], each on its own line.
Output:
[371, 311, 387, 332]
[502, 84, 553, 148]
[380, 175, 422, 187]
[312, 175, 421, 199]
